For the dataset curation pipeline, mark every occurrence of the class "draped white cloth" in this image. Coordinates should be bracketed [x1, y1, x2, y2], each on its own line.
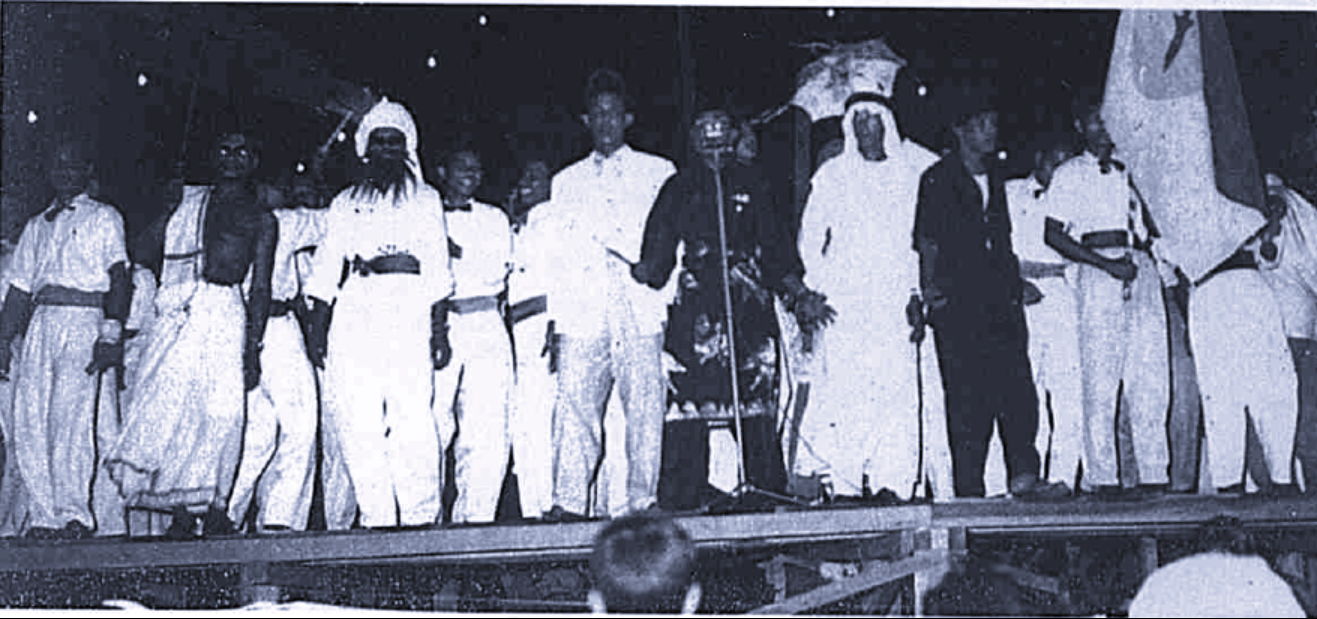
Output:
[794, 101, 952, 500]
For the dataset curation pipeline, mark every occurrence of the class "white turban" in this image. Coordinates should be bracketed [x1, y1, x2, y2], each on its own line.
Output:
[354, 97, 419, 162]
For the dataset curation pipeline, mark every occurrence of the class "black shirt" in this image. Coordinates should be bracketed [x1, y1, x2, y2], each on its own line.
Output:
[913, 152, 1023, 314]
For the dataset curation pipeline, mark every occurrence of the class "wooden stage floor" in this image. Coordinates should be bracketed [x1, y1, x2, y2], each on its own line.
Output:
[2, 492, 1314, 573]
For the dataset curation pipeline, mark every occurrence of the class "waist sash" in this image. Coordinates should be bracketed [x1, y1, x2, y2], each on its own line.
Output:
[351, 254, 421, 277]
[1082, 229, 1152, 251]
[34, 285, 103, 308]
[509, 295, 547, 324]
[450, 294, 500, 315]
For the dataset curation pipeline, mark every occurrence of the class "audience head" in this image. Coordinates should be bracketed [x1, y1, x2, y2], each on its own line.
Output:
[588, 511, 701, 614]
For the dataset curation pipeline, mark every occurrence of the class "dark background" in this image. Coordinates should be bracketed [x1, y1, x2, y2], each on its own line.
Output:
[3, 3, 1315, 239]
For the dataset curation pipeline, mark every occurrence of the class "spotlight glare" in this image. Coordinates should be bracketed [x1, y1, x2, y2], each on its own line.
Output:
[336, 132, 347, 143]
[296, 162, 306, 174]
[917, 85, 928, 97]
[427, 55, 437, 69]
[27, 110, 38, 124]
[997, 150, 1008, 161]
[826, 8, 836, 18]
[137, 72, 148, 87]
[478, 14, 487, 26]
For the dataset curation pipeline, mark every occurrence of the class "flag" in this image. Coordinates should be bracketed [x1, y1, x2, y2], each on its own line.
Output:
[1102, 10, 1268, 282]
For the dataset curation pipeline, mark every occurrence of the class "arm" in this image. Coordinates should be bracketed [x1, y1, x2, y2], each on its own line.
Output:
[1044, 217, 1135, 281]
[632, 175, 681, 290]
[243, 213, 278, 390]
[913, 172, 948, 310]
[1, 222, 38, 370]
[754, 170, 804, 294]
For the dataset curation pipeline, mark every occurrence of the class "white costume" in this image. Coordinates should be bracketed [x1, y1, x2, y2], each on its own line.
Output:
[1192, 226, 1297, 490]
[228, 207, 325, 530]
[1046, 152, 1170, 488]
[1260, 178, 1317, 490]
[794, 99, 951, 500]
[1261, 179, 1317, 341]
[433, 199, 512, 524]
[549, 144, 675, 516]
[1007, 175, 1084, 488]
[508, 204, 559, 518]
[112, 264, 160, 536]
[105, 186, 246, 515]
[304, 99, 453, 528]
[7, 195, 127, 532]
[0, 243, 28, 537]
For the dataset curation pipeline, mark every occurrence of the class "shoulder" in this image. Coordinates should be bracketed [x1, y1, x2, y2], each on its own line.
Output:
[628, 148, 676, 176]
[554, 158, 591, 183]
[1051, 154, 1092, 184]
[415, 182, 442, 202]
[920, 157, 956, 185]
[79, 195, 124, 222]
[473, 201, 512, 227]
[904, 141, 941, 173]
[1004, 177, 1031, 194]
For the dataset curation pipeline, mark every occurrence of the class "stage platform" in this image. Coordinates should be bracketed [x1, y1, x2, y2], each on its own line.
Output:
[2, 493, 1315, 613]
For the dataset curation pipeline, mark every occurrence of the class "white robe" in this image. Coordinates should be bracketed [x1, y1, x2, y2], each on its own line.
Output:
[105, 186, 246, 514]
[794, 102, 952, 500]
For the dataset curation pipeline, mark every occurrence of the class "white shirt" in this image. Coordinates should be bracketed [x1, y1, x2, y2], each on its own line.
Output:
[972, 173, 990, 211]
[270, 208, 328, 302]
[444, 200, 512, 300]
[8, 193, 127, 295]
[509, 202, 556, 307]
[548, 144, 676, 336]
[1006, 176, 1066, 265]
[1046, 151, 1146, 242]
[304, 184, 454, 304]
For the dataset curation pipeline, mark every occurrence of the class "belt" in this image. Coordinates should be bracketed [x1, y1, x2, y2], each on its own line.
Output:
[1082, 230, 1152, 251]
[449, 295, 500, 315]
[269, 298, 298, 317]
[509, 295, 547, 324]
[34, 285, 103, 308]
[1019, 261, 1068, 280]
[351, 254, 421, 277]
[1197, 251, 1257, 287]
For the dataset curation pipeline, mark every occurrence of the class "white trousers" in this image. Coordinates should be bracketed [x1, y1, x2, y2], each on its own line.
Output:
[985, 276, 1084, 495]
[0, 342, 29, 537]
[13, 306, 102, 530]
[1028, 276, 1084, 486]
[324, 280, 440, 528]
[1077, 250, 1170, 487]
[510, 311, 556, 519]
[228, 314, 318, 530]
[433, 308, 512, 524]
[553, 308, 665, 517]
[317, 366, 356, 531]
[1190, 270, 1297, 488]
[590, 390, 629, 518]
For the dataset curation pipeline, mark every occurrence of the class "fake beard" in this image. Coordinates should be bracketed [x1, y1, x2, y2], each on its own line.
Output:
[352, 155, 416, 204]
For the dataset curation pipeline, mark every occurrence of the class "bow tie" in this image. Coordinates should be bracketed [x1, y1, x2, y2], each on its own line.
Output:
[443, 201, 472, 213]
[1099, 158, 1126, 175]
[44, 201, 75, 221]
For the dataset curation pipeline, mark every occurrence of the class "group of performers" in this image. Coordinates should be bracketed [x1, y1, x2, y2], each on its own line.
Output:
[2, 9, 1316, 542]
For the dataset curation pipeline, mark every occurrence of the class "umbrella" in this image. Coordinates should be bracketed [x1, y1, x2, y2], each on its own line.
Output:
[787, 38, 908, 123]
